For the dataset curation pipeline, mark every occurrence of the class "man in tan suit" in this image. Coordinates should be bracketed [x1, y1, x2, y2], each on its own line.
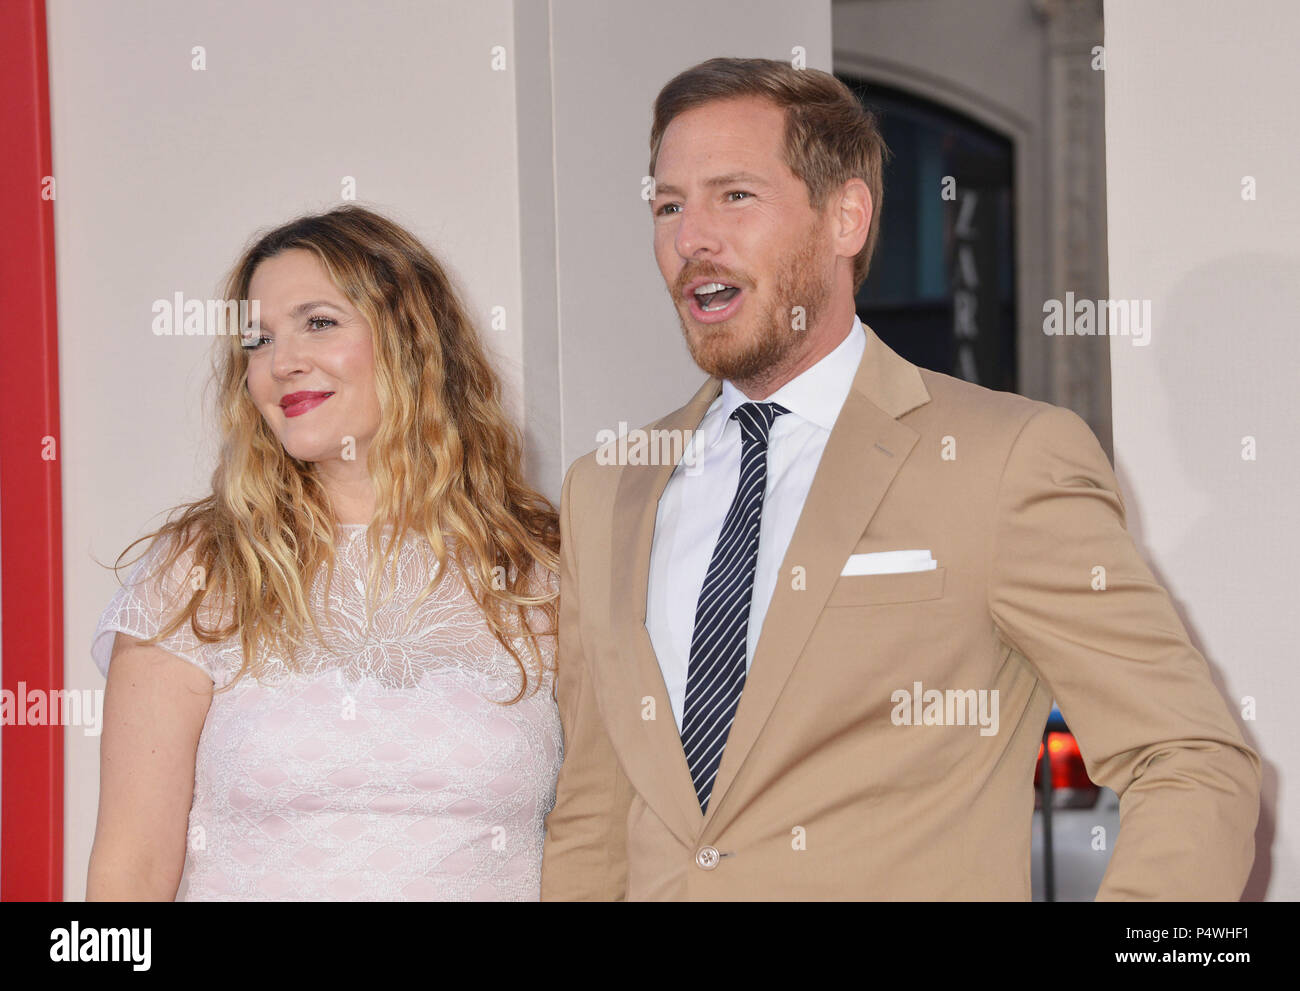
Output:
[540, 58, 1260, 900]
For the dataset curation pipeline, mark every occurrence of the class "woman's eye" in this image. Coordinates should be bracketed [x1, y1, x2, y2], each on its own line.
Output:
[242, 333, 271, 350]
[307, 316, 336, 331]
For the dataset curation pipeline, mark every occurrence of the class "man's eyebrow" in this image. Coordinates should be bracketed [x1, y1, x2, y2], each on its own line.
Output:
[653, 172, 770, 198]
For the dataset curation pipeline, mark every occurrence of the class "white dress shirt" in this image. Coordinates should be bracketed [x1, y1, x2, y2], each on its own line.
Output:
[646, 315, 867, 732]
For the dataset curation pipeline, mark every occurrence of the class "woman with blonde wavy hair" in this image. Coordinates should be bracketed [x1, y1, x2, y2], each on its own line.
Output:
[86, 205, 561, 901]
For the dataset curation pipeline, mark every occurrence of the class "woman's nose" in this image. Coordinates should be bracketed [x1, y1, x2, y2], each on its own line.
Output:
[270, 333, 310, 379]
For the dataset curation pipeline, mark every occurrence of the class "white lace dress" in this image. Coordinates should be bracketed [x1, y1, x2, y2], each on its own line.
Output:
[91, 525, 562, 901]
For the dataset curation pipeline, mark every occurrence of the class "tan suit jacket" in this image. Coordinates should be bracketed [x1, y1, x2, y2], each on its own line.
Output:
[541, 324, 1261, 900]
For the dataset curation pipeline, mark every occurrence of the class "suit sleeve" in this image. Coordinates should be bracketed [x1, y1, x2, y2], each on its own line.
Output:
[987, 404, 1261, 900]
[540, 459, 634, 900]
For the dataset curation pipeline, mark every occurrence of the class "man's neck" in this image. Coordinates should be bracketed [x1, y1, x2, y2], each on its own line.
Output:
[733, 297, 857, 400]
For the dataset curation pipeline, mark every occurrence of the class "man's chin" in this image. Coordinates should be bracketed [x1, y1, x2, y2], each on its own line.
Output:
[678, 305, 800, 382]
[682, 320, 742, 376]
[686, 338, 773, 383]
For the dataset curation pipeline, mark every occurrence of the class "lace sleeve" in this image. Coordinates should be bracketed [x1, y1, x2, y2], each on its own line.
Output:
[91, 535, 234, 686]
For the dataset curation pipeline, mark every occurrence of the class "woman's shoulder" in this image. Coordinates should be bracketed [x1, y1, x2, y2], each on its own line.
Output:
[92, 529, 235, 685]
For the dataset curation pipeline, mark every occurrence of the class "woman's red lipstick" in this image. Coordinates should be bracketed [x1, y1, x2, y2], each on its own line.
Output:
[280, 390, 334, 417]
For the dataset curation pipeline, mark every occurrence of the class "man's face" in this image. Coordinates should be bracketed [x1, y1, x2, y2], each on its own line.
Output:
[652, 95, 835, 386]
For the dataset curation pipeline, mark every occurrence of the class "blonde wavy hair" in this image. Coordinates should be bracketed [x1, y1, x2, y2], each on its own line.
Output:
[118, 205, 559, 702]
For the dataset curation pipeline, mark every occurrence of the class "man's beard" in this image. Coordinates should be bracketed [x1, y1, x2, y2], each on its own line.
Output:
[677, 223, 833, 387]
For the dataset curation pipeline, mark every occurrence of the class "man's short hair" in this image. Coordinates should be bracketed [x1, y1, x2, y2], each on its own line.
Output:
[649, 57, 890, 293]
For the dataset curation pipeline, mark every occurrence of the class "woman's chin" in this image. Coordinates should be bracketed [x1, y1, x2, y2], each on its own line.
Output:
[279, 439, 372, 468]
[278, 442, 334, 465]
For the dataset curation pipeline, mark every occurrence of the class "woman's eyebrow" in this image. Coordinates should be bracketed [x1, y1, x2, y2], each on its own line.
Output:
[285, 299, 346, 316]
[246, 299, 346, 332]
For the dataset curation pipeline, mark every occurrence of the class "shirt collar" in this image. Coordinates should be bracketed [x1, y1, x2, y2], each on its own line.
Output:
[705, 314, 867, 448]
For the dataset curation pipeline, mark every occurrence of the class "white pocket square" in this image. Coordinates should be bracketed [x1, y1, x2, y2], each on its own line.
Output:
[840, 550, 937, 576]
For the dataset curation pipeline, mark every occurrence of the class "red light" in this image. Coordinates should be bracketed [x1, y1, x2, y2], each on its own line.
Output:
[1033, 733, 1096, 792]
[1048, 732, 1093, 789]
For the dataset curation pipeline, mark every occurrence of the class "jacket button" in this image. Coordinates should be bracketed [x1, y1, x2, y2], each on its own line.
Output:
[695, 846, 720, 870]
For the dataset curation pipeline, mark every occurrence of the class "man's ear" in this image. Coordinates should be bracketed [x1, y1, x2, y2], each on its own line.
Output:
[834, 178, 872, 260]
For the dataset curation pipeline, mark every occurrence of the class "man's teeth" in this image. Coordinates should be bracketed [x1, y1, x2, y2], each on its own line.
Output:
[693, 283, 740, 311]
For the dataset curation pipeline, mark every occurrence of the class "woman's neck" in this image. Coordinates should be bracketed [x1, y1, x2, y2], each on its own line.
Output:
[313, 460, 375, 525]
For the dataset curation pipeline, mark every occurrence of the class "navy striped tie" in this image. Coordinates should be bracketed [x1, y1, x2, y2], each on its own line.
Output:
[681, 400, 790, 814]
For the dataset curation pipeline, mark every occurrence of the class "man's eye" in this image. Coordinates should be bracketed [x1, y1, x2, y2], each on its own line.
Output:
[726, 190, 751, 202]
[657, 203, 681, 216]
[307, 316, 336, 330]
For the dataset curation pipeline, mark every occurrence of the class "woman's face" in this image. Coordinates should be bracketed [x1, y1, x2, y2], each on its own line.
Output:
[244, 249, 382, 467]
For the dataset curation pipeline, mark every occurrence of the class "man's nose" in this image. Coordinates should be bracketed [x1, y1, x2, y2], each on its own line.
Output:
[675, 203, 723, 259]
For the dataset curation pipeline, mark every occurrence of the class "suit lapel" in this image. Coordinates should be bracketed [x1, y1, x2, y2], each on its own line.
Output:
[702, 325, 932, 831]
[602, 376, 721, 845]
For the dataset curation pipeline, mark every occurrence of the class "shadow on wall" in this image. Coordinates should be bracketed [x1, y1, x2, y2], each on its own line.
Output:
[1108, 252, 1299, 900]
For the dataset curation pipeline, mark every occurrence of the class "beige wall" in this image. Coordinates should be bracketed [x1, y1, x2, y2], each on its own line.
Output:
[1103, 0, 1299, 898]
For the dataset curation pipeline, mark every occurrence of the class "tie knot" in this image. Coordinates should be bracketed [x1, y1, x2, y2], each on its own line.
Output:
[730, 401, 790, 445]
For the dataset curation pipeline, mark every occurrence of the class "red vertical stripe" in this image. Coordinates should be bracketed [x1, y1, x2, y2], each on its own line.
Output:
[0, 0, 64, 901]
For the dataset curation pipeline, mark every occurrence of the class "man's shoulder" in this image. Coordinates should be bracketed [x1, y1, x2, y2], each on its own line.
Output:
[914, 367, 1043, 427]
[911, 367, 1108, 469]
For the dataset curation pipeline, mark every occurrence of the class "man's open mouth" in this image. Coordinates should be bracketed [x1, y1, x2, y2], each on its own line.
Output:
[692, 282, 742, 312]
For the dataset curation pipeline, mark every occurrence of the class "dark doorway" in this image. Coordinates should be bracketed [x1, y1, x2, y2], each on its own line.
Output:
[842, 77, 1017, 393]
